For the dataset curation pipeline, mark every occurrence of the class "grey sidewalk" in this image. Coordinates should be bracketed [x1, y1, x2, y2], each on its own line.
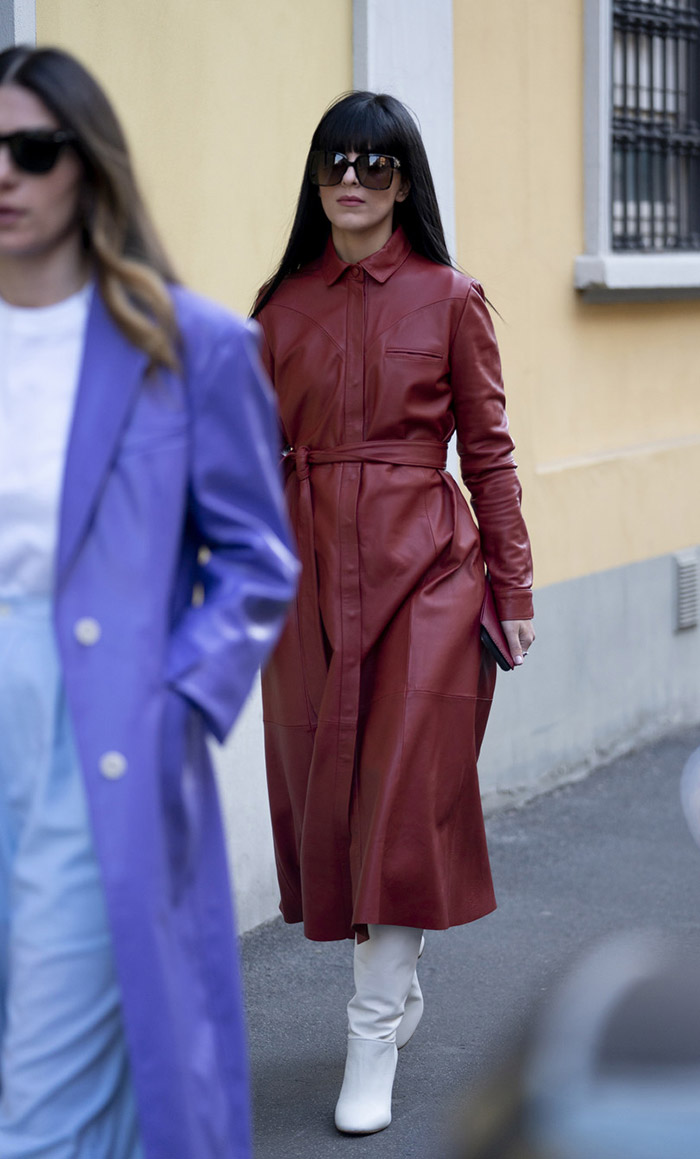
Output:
[241, 723, 700, 1158]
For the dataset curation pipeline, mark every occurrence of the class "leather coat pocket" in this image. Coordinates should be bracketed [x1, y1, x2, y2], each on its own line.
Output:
[386, 348, 443, 360]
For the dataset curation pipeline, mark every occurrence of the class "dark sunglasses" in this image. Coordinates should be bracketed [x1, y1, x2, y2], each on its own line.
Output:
[309, 150, 401, 191]
[0, 129, 77, 174]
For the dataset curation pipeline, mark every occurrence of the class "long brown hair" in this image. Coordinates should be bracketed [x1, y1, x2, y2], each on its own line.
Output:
[0, 45, 179, 371]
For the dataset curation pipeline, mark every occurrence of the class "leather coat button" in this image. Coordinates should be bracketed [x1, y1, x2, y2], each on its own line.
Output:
[74, 617, 101, 645]
[350, 265, 361, 279]
[99, 751, 128, 779]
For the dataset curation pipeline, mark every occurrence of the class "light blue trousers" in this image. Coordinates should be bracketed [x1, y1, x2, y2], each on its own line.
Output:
[0, 598, 142, 1158]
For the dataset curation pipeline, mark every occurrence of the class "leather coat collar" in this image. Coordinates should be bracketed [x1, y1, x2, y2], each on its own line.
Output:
[321, 226, 412, 286]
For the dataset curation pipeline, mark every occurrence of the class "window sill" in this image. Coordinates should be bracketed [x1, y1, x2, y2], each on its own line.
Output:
[574, 253, 700, 302]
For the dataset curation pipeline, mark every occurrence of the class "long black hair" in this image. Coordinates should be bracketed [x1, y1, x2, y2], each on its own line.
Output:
[252, 91, 453, 317]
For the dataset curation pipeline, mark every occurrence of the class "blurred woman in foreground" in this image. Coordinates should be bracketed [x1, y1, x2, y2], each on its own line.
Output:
[0, 44, 296, 1159]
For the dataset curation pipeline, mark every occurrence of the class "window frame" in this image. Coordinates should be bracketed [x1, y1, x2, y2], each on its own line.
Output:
[575, 0, 700, 300]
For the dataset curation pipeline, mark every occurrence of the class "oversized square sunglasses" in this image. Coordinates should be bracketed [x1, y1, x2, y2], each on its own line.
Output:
[308, 150, 401, 191]
[0, 129, 77, 174]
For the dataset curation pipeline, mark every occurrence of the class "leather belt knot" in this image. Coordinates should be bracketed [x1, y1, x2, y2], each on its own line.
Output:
[293, 445, 310, 481]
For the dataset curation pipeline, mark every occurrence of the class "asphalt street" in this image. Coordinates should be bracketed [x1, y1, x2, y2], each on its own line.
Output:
[241, 723, 700, 1158]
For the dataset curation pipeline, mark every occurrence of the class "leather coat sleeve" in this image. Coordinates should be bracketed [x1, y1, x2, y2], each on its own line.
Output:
[166, 319, 299, 743]
[257, 321, 274, 381]
[451, 282, 534, 621]
[257, 320, 290, 449]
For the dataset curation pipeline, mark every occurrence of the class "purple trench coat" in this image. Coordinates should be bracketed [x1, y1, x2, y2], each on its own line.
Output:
[52, 287, 297, 1159]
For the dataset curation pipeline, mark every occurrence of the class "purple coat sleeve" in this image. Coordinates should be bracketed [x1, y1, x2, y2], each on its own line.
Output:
[165, 308, 299, 742]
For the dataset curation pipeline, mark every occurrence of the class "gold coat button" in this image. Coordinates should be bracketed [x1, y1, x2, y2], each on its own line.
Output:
[99, 751, 127, 779]
[74, 617, 101, 646]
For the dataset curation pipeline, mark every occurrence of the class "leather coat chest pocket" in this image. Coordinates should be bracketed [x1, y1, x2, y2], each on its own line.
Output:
[386, 348, 443, 360]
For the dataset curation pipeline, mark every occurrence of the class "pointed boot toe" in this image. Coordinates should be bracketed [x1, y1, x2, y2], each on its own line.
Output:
[334, 1038, 398, 1134]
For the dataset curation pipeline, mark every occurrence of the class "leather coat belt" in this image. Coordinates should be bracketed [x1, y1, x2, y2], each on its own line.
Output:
[284, 440, 448, 725]
[285, 439, 448, 479]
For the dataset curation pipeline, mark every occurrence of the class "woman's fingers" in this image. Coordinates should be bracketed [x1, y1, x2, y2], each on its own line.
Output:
[501, 620, 535, 667]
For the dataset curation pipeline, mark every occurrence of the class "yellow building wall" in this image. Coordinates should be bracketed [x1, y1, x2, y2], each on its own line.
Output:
[36, 0, 353, 316]
[453, 0, 700, 587]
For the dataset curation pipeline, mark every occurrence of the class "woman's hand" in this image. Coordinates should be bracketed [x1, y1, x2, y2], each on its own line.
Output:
[501, 620, 535, 667]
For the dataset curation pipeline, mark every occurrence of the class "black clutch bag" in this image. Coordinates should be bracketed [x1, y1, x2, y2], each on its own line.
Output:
[480, 578, 515, 671]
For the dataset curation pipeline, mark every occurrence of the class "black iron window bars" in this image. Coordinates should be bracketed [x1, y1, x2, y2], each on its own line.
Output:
[612, 0, 700, 251]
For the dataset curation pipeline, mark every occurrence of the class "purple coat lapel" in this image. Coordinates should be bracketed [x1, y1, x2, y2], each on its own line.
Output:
[56, 289, 148, 585]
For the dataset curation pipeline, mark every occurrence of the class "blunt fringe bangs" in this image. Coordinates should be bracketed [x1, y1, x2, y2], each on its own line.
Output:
[0, 45, 180, 371]
[311, 95, 407, 162]
[253, 91, 453, 317]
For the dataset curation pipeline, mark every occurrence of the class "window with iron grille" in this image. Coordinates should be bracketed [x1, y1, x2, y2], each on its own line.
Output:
[612, 0, 700, 252]
[576, 0, 700, 297]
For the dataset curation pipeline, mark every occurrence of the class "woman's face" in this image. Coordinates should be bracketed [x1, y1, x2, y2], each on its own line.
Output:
[0, 83, 84, 267]
[318, 150, 409, 241]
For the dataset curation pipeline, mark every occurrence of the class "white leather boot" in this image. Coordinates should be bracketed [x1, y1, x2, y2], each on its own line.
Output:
[396, 935, 425, 1049]
[334, 924, 423, 1134]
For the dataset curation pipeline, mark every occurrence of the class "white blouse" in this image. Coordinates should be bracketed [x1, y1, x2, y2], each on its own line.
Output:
[0, 284, 92, 597]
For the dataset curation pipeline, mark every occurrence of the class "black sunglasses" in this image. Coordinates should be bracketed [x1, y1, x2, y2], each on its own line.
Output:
[309, 150, 401, 191]
[0, 129, 77, 174]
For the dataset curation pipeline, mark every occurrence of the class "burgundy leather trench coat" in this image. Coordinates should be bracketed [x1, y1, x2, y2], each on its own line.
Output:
[258, 227, 533, 942]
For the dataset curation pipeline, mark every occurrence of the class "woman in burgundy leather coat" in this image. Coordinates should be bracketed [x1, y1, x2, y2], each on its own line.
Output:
[253, 91, 535, 1135]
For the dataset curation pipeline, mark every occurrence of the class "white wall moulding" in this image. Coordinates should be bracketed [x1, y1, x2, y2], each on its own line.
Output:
[581, 0, 613, 259]
[0, 5, 11, 48]
[576, 0, 700, 301]
[353, 0, 456, 260]
[0, 0, 36, 49]
[575, 254, 700, 300]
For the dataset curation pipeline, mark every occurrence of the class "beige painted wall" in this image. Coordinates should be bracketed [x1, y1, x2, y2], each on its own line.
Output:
[453, 0, 700, 587]
[36, 0, 353, 316]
